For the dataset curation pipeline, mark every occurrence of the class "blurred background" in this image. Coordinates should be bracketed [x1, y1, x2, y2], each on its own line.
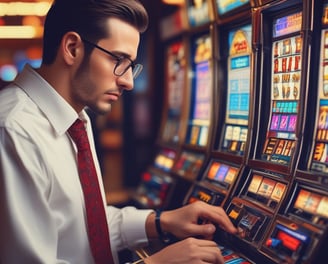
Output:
[0, 0, 181, 205]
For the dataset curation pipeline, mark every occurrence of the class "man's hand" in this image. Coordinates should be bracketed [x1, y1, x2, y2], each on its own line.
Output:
[160, 201, 238, 240]
[144, 237, 224, 264]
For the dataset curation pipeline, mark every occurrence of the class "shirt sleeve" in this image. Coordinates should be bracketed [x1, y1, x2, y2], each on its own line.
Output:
[0, 127, 63, 263]
[106, 205, 154, 252]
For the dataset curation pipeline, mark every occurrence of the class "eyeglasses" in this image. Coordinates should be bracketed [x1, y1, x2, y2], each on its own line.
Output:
[82, 38, 143, 79]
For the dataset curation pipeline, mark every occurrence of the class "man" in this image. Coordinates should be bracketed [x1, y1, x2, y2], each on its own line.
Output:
[0, 0, 238, 263]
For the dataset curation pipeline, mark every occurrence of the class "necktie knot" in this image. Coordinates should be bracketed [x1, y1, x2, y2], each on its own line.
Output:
[68, 119, 89, 151]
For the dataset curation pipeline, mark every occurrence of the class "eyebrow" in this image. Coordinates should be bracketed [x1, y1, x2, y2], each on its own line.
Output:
[82, 38, 137, 63]
[111, 51, 137, 62]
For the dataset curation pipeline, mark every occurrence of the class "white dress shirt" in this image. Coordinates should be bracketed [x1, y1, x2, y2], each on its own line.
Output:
[0, 64, 153, 264]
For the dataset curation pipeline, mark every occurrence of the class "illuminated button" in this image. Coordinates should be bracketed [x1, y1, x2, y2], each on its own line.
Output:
[266, 238, 282, 248]
[290, 223, 298, 229]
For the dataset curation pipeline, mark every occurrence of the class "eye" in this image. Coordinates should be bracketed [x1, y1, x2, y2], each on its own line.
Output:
[115, 56, 128, 67]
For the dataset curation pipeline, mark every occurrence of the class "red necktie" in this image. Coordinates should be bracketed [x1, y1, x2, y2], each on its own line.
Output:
[68, 119, 114, 264]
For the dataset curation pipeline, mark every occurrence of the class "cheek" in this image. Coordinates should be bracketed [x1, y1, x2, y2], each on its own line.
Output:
[89, 56, 114, 84]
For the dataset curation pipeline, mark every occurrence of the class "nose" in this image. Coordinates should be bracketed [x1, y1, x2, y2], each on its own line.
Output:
[117, 68, 134, 91]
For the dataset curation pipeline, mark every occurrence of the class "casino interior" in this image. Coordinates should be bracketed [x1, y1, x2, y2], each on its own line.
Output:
[1, 0, 328, 263]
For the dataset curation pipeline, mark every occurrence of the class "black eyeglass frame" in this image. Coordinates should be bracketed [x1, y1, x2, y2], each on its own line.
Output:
[81, 38, 143, 79]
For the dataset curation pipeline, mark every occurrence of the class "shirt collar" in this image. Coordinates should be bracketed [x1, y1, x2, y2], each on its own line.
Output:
[14, 64, 82, 136]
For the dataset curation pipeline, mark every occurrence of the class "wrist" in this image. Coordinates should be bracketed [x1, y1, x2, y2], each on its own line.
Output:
[155, 210, 171, 243]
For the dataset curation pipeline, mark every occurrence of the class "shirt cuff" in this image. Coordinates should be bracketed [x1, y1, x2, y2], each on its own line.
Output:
[121, 207, 154, 249]
[107, 206, 154, 250]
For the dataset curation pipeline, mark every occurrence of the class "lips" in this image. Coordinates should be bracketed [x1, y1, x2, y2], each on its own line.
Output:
[105, 92, 120, 101]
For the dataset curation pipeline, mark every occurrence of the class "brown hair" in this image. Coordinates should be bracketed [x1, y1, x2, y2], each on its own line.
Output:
[42, 0, 149, 64]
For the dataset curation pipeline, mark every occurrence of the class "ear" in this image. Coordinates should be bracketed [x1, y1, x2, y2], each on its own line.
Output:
[61, 32, 83, 65]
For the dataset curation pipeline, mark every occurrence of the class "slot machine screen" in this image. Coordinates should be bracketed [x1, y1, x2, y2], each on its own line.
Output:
[161, 41, 186, 144]
[173, 150, 205, 180]
[222, 24, 252, 154]
[205, 160, 239, 189]
[288, 185, 328, 226]
[311, 101, 328, 172]
[153, 148, 177, 172]
[215, 0, 249, 16]
[311, 4, 328, 173]
[262, 11, 302, 165]
[243, 174, 287, 210]
[187, 0, 211, 27]
[187, 34, 212, 146]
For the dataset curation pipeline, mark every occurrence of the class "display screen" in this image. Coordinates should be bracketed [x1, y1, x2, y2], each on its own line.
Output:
[216, 0, 249, 15]
[261, 11, 302, 165]
[323, 3, 328, 26]
[293, 188, 328, 218]
[273, 12, 302, 38]
[154, 148, 176, 172]
[245, 174, 287, 209]
[187, 0, 211, 27]
[174, 150, 205, 180]
[206, 160, 238, 188]
[187, 34, 212, 146]
[311, 24, 328, 172]
[312, 102, 328, 171]
[161, 41, 186, 144]
[270, 35, 301, 135]
[222, 24, 252, 155]
[193, 61, 211, 120]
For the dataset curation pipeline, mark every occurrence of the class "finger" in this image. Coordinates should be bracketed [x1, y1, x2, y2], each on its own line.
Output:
[188, 222, 216, 237]
[215, 209, 237, 233]
[190, 237, 218, 247]
[198, 243, 225, 264]
[200, 205, 238, 234]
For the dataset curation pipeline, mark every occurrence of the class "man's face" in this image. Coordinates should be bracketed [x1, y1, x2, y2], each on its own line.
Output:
[72, 18, 140, 114]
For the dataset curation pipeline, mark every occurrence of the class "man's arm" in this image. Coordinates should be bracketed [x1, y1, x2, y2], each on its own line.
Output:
[142, 201, 239, 264]
[0, 128, 59, 263]
[145, 201, 238, 241]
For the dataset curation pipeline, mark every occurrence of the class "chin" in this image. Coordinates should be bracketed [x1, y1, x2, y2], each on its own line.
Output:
[89, 104, 112, 115]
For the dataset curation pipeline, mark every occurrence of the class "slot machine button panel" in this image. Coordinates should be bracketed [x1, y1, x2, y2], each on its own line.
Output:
[226, 200, 271, 243]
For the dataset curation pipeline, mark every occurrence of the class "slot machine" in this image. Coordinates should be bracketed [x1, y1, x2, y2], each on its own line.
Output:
[180, 1, 261, 263]
[171, 32, 213, 181]
[131, 10, 189, 210]
[166, 0, 217, 209]
[183, 0, 254, 230]
[248, 0, 305, 176]
[259, 0, 328, 263]
[214, 0, 323, 263]
[184, 23, 254, 207]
